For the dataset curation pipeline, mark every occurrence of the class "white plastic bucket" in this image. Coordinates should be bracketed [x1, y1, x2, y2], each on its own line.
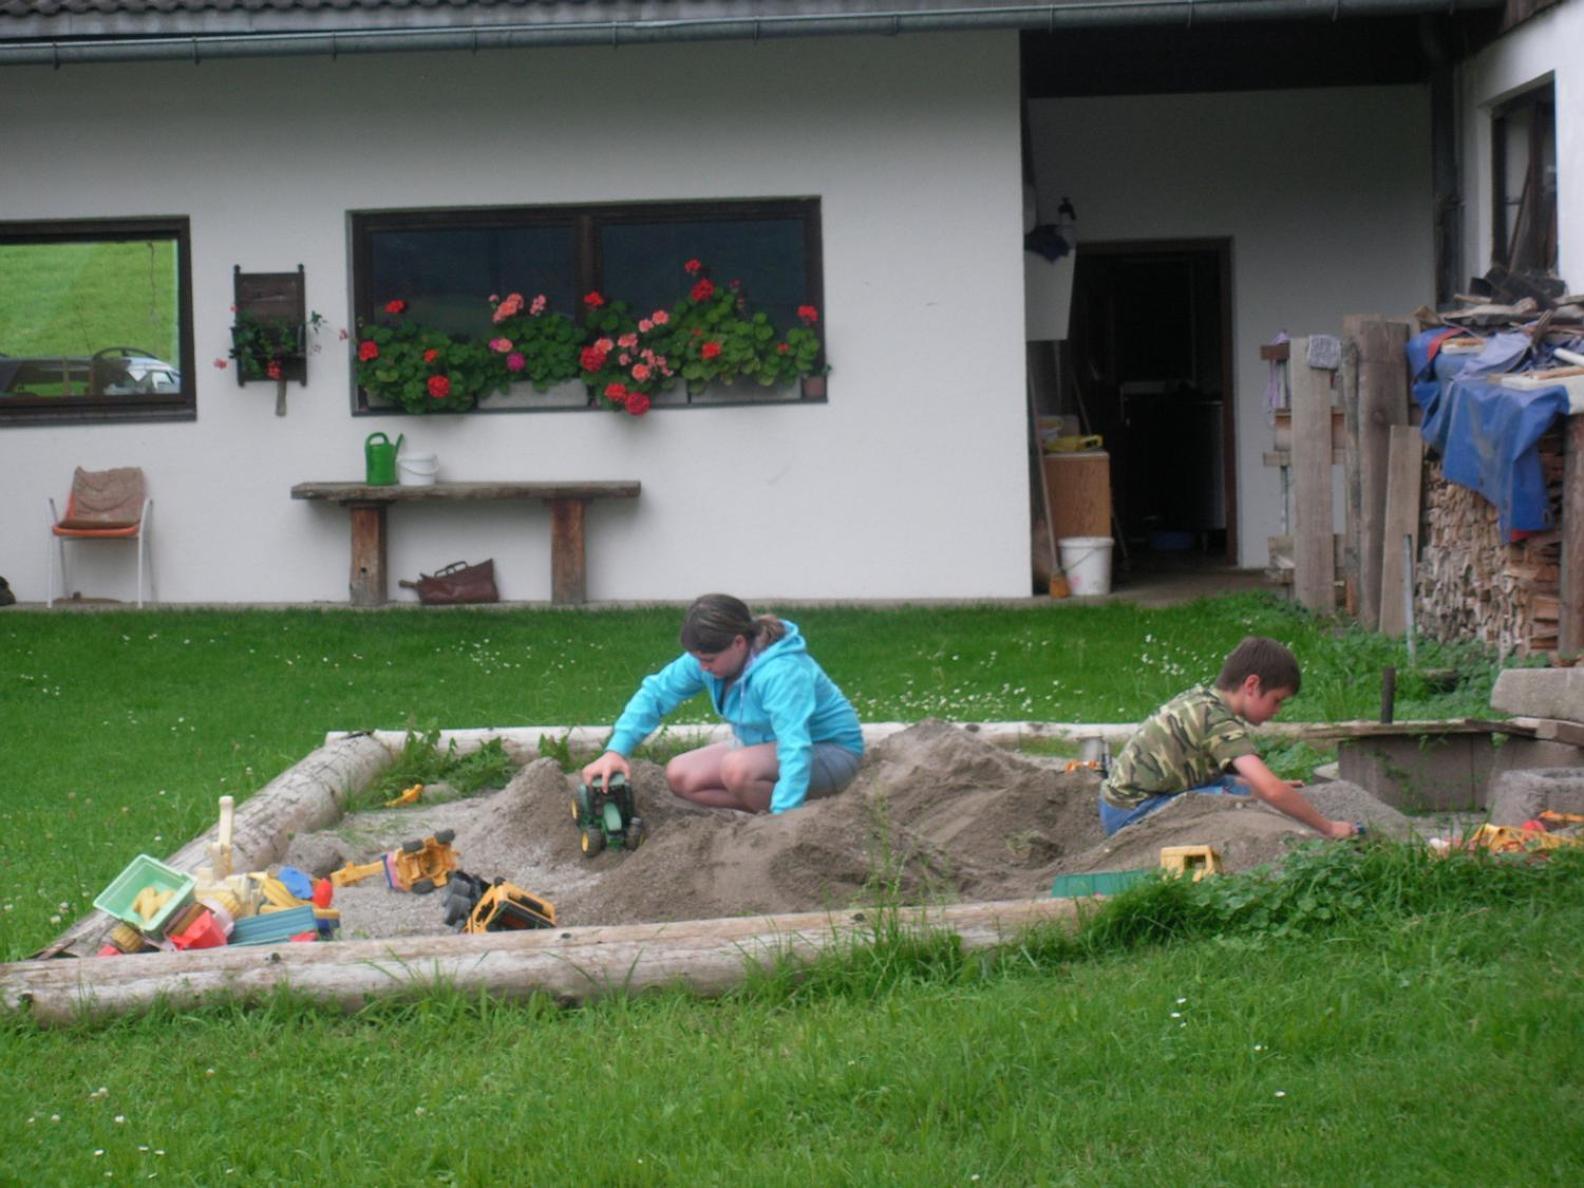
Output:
[397, 452, 438, 486]
[1058, 536, 1113, 596]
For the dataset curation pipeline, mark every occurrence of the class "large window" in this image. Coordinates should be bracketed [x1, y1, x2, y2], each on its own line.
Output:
[1492, 82, 1558, 275]
[351, 199, 823, 412]
[0, 218, 195, 426]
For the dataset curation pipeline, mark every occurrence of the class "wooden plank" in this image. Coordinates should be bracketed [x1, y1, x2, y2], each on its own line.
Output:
[293, 481, 641, 503]
[1353, 320, 1412, 629]
[1377, 425, 1426, 637]
[1272, 408, 1345, 452]
[1263, 449, 1342, 468]
[549, 498, 588, 605]
[1289, 338, 1337, 613]
[1562, 415, 1584, 655]
[2, 898, 1081, 1025]
[348, 503, 387, 607]
[1339, 322, 1363, 618]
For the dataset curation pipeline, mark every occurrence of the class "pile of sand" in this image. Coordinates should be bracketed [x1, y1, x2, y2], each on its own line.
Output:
[281, 719, 1422, 940]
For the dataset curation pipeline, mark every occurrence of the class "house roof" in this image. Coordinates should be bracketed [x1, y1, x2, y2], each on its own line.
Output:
[0, 0, 1511, 67]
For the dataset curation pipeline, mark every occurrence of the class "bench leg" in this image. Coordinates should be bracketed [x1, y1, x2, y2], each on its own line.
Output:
[549, 498, 589, 605]
[348, 502, 388, 606]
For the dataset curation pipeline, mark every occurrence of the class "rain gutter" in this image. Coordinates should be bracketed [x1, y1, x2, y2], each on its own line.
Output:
[0, 0, 1503, 68]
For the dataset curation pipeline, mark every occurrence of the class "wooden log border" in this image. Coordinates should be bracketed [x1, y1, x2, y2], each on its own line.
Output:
[3, 899, 1082, 1027]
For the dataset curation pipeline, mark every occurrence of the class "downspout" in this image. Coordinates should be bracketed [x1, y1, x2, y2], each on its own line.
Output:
[0, 0, 1503, 69]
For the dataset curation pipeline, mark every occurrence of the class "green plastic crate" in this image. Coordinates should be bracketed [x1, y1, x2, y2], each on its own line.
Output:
[93, 854, 196, 935]
[1051, 869, 1155, 899]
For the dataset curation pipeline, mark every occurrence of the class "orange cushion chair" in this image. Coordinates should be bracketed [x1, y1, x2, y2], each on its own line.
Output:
[48, 466, 152, 608]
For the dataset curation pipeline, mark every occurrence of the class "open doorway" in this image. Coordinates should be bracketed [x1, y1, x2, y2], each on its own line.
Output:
[1066, 240, 1236, 569]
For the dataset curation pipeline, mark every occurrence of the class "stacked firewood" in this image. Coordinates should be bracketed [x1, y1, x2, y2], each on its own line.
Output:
[1415, 434, 1565, 658]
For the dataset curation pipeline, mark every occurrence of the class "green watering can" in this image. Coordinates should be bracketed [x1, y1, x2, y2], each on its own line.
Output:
[364, 432, 404, 486]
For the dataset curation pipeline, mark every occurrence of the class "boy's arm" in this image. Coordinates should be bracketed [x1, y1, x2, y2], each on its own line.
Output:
[1230, 753, 1358, 838]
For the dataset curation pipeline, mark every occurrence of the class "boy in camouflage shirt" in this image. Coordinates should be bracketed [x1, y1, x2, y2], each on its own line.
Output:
[1099, 636, 1357, 839]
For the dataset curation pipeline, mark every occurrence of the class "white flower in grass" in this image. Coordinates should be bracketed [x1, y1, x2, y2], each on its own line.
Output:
[1274, 1090, 1287, 1098]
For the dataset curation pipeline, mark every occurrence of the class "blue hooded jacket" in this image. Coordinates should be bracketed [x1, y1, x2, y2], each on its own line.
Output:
[606, 619, 863, 814]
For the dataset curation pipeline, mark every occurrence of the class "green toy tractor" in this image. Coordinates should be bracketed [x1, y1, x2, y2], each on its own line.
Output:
[571, 772, 645, 857]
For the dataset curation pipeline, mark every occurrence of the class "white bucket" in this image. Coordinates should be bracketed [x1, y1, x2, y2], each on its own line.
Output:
[397, 452, 438, 486]
[1058, 536, 1113, 596]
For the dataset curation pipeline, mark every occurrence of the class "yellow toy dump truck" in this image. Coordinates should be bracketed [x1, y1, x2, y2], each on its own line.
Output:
[441, 870, 556, 934]
[327, 830, 458, 894]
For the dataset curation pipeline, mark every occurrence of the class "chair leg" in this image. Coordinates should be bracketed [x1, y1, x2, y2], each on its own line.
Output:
[46, 532, 55, 609]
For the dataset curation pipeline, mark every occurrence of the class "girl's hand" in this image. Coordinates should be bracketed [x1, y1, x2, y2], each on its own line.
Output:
[581, 750, 631, 786]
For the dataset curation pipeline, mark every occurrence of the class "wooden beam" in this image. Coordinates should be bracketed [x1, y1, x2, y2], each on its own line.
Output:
[3, 899, 1081, 1026]
[347, 502, 387, 607]
[549, 498, 588, 605]
[1378, 425, 1426, 637]
[1353, 320, 1412, 629]
[1290, 338, 1337, 613]
[1562, 415, 1584, 655]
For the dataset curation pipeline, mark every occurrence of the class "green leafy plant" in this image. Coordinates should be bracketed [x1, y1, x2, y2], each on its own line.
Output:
[353, 259, 828, 417]
[355, 300, 501, 413]
[485, 292, 582, 391]
[355, 726, 515, 809]
[230, 309, 326, 382]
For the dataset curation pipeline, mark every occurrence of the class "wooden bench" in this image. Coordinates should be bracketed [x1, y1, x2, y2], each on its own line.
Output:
[290, 481, 640, 606]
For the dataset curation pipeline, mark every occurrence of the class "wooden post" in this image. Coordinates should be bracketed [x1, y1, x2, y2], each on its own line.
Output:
[549, 498, 588, 605]
[1378, 425, 1425, 637]
[347, 502, 388, 607]
[1562, 414, 1584, 655]
[1290, 338, 1337, 613]
[1339, 323, 1364, 616]
[1353, 320, 1411, 629]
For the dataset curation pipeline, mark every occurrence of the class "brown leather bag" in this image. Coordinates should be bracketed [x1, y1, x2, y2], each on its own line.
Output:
[398, 559, 499, 605]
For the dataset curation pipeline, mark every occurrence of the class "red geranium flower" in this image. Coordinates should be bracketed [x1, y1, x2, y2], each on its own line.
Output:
[580, 346, 609, 373]
[427, 375, 451, 399]
[604, 382, 629, 404]
[266, 360, 284, 381]
[584, 291, 605, 308]
[358, 340, 380, 362]
[690, 278, 715, 303]
[384, 299, 407, 315]
[683, 258, 702, 275]
[797, 304, 819, 325]
[625, 391, 651, 417]
[776, 343, 791, 355]
[423, 348, 440, 364]
[700, 340, 722, 361]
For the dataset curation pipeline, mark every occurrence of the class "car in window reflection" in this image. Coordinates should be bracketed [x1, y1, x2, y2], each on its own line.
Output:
[0, 349, 182, 398]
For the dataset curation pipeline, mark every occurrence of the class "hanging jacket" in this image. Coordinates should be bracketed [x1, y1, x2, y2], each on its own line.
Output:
[606, 619, 863, 814]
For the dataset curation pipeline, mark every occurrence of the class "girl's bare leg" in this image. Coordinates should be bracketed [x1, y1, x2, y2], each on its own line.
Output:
[666, 742, 780, 813]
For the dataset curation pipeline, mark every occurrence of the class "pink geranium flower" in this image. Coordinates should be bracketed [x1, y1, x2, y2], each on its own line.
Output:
[638, 318, 653, 334]
[506, 352, 526, 373]
[492, 293, 524, 324]
[488, 338, 513, 354]
[631, 362, 651, 381]
[651, 309, 669, 325]
[617, 333, 638, 350]
[530, 294, 547, 316]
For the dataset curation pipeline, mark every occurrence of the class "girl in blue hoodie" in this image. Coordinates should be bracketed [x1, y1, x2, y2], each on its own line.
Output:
[581, 593, 864, 814]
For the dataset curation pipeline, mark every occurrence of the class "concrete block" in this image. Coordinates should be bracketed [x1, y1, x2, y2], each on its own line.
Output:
[1338, 734, 1493, 811]
[1489, 667, 1584, 721]
[1486, 768, 1584, 826]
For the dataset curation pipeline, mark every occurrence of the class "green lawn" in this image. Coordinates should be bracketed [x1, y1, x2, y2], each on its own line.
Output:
[0, 240, 180, 362]
[4, 596, 1573, 1183]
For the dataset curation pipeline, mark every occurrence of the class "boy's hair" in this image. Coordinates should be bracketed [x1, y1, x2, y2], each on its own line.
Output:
[1216, 635, 1301, 695]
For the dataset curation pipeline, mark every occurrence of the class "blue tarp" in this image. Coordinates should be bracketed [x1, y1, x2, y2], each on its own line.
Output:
[1407, 329, 1576, 538]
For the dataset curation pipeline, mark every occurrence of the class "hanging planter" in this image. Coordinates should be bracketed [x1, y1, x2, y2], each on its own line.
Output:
[230, 264, 322, 416]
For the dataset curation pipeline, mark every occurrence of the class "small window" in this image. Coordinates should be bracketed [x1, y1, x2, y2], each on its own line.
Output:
[0, 218, 196, 426]
[1492, 82, 1558, 274]
[351, 199, 824, 413]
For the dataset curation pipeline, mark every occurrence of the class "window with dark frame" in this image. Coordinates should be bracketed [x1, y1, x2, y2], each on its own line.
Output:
[1491, 81, 1558, 275]
[0, 217, 196, 426]
[350, 198, 824, 412]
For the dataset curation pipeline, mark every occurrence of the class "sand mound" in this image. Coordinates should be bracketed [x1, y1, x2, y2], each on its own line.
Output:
[281, 719, 1415, 939]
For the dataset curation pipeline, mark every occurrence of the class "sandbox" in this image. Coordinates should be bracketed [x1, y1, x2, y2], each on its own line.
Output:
[4, 719, 1431, 1024]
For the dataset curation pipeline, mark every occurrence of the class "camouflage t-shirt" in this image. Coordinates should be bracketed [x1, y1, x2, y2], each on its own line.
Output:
[1100, 684, 1257, 809]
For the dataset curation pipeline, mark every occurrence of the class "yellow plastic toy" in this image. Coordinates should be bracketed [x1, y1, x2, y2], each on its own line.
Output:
[1159, 845, 1222, 881]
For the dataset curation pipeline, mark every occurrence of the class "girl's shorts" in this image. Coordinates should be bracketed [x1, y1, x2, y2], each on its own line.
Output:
[806, 743, 862, 799]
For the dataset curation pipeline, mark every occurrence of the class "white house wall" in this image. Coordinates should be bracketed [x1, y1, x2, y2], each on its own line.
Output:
[0, 34, 1028, 604]
[1028, 86, 1434, 569]
[1457, 2, 1584, 286]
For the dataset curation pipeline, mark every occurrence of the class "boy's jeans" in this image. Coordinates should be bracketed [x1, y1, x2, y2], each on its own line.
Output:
[1099, 774, 1251, 836]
